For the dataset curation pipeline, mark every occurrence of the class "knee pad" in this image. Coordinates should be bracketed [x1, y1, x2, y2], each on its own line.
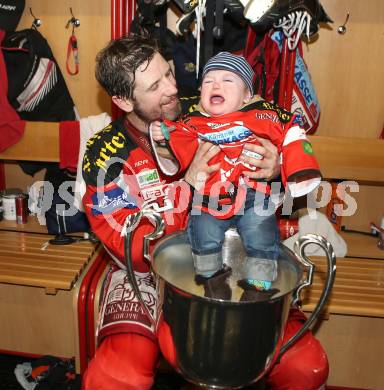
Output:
[266, 309, 329, 390]
[83, 333, 159, 390]
[157, 321, 178, 369]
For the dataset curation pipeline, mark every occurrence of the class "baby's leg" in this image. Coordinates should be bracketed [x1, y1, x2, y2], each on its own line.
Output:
[187, 211, 231, 277]
[236, 194, 280, 293]
[187, 212, 232, 300]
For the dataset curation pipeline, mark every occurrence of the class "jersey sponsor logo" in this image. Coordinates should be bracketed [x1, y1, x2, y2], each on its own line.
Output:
[206, 122, 232, 130]
[259, 101, 292, 123]
[292, 115, 303, 126]
[302, 141, 314, 155]
[99, 270, 156, 333]
[134, 159, 149, 167]
[137, 169, 161, 188]
[254, 112, 279, 123]
[198, 125, 253, 145]
[141, 184, 174, 212]
[91, 187, 137, 216]
[294, 54, 318, 109]
[141, 184, 169, 201]
[83, 129, 127, 173]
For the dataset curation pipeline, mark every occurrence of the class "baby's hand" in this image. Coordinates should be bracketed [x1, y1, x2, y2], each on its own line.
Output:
[150, 121, 165, 143]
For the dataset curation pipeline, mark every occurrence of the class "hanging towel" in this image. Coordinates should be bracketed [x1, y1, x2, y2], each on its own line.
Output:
[283, 210, 347, 257]
[74, 112, 112, 211]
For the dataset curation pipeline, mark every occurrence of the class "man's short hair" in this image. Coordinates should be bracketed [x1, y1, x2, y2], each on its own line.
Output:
[95, 33, 159, 100]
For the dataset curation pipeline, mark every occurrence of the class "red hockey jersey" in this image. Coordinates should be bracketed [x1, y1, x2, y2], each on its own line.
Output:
[155, 99, 321, 218]
[82, 118, 190, 270]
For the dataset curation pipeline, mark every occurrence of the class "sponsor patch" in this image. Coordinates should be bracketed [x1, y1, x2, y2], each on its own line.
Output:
[91, 187, 137, 216]
[292, 115, 303, 126]
[254, 112, 279, 123]
[257, 101, 292, 123]
[198, 125, 252, 145]
[206, 122, 232, 130]
[134, 159, 149, 168]
[136, 169, 161, 188]
[302, 141, 314, 155]
[141, 184, 169, 201]
[98, 269, 156, 336]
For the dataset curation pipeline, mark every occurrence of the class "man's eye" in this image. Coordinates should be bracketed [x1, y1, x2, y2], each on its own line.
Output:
[166, 69, 174, 78]
[149, 83, 159, 92]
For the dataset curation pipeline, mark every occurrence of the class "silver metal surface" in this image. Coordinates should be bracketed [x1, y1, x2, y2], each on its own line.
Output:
[124, 213, 336, 388]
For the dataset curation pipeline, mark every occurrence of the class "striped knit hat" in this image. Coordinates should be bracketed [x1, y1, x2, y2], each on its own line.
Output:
[202, 52, 255, 95]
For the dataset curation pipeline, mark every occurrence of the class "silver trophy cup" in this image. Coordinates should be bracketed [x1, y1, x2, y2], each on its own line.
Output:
[124, 209, 336, 389]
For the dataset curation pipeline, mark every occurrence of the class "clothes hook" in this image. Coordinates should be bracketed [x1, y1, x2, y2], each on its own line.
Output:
[66, 7, 80, 34]
[337, 12, 349, 34]
[29, 8, 42, 29]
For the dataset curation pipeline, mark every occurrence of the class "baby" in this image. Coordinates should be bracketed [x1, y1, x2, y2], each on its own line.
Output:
[151, 52, 321, 301]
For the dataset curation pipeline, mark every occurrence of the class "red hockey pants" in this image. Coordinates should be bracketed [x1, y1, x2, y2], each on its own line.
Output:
[82, 308, 328, 390]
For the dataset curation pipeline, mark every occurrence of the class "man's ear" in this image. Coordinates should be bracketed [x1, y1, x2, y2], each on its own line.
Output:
[111, 96, 133, 113]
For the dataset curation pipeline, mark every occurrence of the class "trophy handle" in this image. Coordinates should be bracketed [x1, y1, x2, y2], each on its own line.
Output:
[278, 233, 336, 358]
[124, 207, 165, 327]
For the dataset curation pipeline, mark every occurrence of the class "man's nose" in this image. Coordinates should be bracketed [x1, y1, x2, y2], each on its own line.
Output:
[164, 77, 178, 95]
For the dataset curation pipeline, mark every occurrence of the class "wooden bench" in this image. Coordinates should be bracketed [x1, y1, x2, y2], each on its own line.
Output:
[0, 230, 99, 366]
[0, 122, 110, 373]
[301, 233, 384, 318]
[1, 125, 384, 385]
[0, 230, 95, 292]
[300, 135, 384, 389]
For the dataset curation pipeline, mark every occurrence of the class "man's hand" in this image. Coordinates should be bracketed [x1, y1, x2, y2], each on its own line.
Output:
[184, 142, 220, 190]
[240, 136, 280, 181]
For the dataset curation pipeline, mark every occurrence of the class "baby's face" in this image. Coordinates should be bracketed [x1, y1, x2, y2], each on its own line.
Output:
[200, 69, 251, 117]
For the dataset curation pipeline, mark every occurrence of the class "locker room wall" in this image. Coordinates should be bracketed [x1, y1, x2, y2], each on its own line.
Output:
[5, 0, 384, 230]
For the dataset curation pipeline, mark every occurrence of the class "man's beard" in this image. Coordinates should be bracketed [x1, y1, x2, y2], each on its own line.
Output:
[133, 97, 182, 124]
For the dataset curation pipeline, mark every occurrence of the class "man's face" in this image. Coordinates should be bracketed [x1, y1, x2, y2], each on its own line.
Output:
[131, 52, 181, 127]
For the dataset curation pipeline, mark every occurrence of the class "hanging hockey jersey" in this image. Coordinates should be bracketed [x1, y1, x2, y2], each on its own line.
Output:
[154, 99, 321, 218]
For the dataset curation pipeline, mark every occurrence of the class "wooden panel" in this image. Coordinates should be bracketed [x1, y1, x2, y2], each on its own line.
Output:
[338, 184, 384, 232]
[305, 0, 384, 138]
[17, 0, 111, 117]
[313, 315, 384, 388]
[309, 136, 384, 182]
[2, 163, 46, 200]
[0, 283, 77, 357]
[0, 122, 59, 162]
[341, 232, 384, 259]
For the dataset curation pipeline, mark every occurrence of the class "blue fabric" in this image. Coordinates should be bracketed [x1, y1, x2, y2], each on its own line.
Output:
[187, 189, 280, 259]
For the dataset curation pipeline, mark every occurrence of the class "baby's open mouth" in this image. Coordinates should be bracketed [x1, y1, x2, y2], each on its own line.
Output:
[210, 94, 224, 104]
